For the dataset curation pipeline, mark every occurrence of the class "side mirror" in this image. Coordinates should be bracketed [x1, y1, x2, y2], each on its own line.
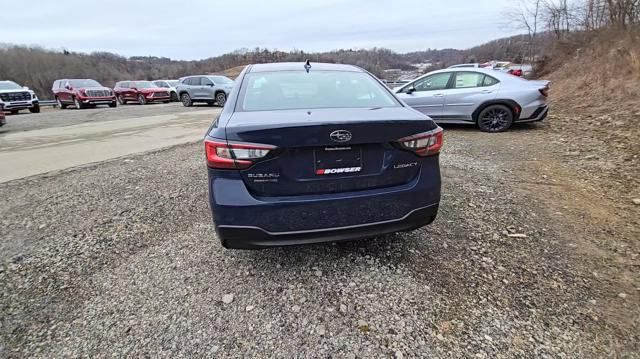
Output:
[131, 87, 137, 91]
[65, 84, 72, 90]
[207, 83, 214, 87]
[406, 86, 416, 95]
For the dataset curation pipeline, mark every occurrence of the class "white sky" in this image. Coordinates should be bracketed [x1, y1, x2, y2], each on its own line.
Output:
[2, 0, 519, 60]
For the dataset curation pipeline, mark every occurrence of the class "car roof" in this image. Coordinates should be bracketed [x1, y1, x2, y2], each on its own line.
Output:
[247, 62, 363, 73]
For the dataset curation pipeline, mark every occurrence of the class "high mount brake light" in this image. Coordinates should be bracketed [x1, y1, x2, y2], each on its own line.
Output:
[205, 140, 276, 169]
[397, 128, 443, 157]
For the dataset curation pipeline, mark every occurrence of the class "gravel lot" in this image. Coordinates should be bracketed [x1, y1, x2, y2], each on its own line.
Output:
[1, 120, 638, 357]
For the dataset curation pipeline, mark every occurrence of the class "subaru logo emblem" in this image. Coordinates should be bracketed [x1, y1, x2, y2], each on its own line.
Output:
[330, 130, 352, 143]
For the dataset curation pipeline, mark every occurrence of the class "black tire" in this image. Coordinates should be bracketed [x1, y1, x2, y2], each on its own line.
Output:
[117, 95, 126, 105]
[181, 93, 192, 107]
[73, 97, 84, 109]
[137, 94, 147, 105]
[162, 100, 170, 104]
[56, 97, 67, 109]
[215, 92, 227, 107]
[29, 104, 41, 113]
[10, 109, 19, 115]
[170, 92, 179, 102]
[109, 101, 117, 108]
[477, 104, 513, 132]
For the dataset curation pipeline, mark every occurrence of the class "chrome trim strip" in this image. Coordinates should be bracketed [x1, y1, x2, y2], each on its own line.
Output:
[217, 203, 438, 236]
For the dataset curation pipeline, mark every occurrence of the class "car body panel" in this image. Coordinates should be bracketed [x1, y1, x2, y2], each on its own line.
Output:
[396, 68, 549, 125]
[206, 62, 442, 249]
[52, 79, 116, 107]
[0, 80, 39, 112]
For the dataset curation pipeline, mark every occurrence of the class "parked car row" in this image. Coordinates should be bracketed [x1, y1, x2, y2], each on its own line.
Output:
[0, 75, 236, 114]
[50, 76, 231, 110]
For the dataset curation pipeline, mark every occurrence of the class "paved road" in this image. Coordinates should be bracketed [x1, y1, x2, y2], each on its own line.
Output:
[0, 104, 220, 183]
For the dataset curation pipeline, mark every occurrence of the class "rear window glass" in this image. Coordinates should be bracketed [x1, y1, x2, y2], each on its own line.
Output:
[239, 71, 400, 111]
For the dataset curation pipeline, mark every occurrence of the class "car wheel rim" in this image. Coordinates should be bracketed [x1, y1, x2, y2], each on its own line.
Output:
[216, 94, 226, 105]
[480, 108, 509, 131]
[74, 99, 80, 108]
[138, 95, 145, 104]
[182, 95, 190, 106]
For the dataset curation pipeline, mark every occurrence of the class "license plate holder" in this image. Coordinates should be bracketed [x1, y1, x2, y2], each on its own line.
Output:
[314, 146, 362, 175]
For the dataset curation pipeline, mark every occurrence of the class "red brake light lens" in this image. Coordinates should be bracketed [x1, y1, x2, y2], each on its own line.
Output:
[205, 140, 276, 169]
[397, 127, 443, 157]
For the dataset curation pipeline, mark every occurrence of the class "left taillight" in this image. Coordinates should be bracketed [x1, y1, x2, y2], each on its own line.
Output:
[397, 127, 443, 157]
[204, 139, 276, 169]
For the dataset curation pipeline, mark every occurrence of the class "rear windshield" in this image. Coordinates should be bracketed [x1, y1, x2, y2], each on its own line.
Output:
[239, 71, 400, 111]
[69, 79, 102, 87]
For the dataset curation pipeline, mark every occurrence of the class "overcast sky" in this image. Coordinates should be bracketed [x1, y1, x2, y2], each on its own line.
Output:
[2, 0, 519, 60]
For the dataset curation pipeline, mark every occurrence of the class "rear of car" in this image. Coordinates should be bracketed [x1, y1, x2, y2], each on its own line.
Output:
[395, 68, 549, 132]
[205, 63, 442, 249]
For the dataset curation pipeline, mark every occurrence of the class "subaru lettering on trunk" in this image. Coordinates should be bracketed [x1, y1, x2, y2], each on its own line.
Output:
[205, 62, 443, 249]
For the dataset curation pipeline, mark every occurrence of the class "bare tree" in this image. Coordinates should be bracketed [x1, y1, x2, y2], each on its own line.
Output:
[503, 0, 542, 63]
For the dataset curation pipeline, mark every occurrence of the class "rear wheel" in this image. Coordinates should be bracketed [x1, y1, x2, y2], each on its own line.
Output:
[73, 97, 84, 109]
[181, 93, 192, 107]
[117, 95, 126, 105]
[477, 105, 513, 132]
[215, 92, 227, 107]
[56, 97, 67, 109]
[29, 104, 41, 113]
[137, 94, 147, 105]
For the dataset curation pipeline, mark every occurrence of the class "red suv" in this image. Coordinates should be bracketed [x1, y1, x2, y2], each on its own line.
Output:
[114, 81, 171, 105]
[52, 79, 117, 109]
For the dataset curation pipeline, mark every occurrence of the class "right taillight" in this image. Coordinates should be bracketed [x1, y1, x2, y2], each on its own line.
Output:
[205, 139, 276, 169]
[397, 127, 443, 157]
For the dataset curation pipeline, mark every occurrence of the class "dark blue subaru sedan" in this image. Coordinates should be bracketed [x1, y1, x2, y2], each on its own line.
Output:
[205, 62, 442, 249]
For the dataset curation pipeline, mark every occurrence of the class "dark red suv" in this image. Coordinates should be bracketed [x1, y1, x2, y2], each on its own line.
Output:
[52, 79, 117, 109]
[113, 81, 171, 105]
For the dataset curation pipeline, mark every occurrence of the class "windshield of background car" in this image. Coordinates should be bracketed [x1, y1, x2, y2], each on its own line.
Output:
[0, 81, 22, 90]
[134, 81, 156, 88]
[210, 76, 233, 85]
[69, 80, 102, 87]
[239, 71, 400, 111]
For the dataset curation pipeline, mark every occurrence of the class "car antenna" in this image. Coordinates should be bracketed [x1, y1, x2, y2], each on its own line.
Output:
[304, 59, 311, 73]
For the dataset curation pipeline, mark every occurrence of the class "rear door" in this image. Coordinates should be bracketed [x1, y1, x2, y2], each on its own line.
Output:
[395, 72, 451, 118]
[442, 72, 500, 121]
[189, 77, 205, 99]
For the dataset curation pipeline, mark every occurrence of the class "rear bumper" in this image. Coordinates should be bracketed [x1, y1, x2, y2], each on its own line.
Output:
[217, 204, 438, 249]
[517, 105, 549, 123]
[208, 160, 441, 249]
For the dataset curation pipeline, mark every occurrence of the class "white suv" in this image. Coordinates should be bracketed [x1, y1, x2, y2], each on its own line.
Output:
[0, 80, 40, 114]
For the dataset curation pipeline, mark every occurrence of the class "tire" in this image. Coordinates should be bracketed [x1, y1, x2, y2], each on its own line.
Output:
[10, 110, 19, 115]
[181, 93, 192, 107]
[117, 95, 126, 105]
[137, 94, 147, 105]
[215, 92, 227, 107]
[29, 104, 41, 113]
[162, 100, 170, 104]
[73, 97, 84, 109]
[109, 101, 117, 108]
[476, 104, 513, 132]
[56, 97, 67, 109]
[170, 92, 179, 102]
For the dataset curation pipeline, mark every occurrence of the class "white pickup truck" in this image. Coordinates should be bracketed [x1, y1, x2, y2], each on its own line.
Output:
[0, 80, 40, 114]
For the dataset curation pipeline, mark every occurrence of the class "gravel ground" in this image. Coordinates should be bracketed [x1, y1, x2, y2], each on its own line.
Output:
[0, 123, 637, 357]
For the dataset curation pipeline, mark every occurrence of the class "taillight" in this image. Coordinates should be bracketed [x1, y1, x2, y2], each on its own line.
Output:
[539, 87, 549, 97]
[397, 127, 443, 157]
[204, 139, 276, 169]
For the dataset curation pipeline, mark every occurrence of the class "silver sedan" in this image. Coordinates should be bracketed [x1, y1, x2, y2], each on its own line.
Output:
[394, 68, 550, 132]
